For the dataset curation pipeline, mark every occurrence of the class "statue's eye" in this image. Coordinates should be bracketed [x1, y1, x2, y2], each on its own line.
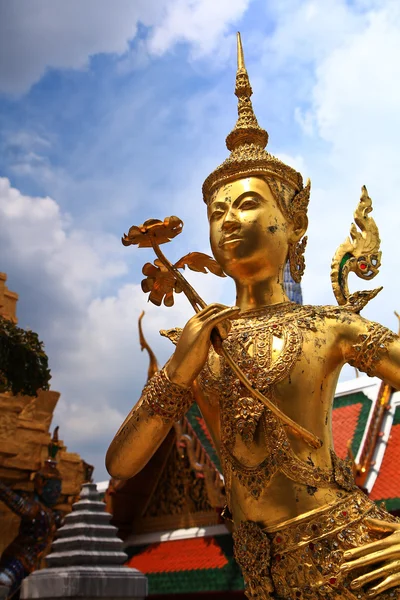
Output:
[210, 209, 225, 221]
[239, 198, 259, 210]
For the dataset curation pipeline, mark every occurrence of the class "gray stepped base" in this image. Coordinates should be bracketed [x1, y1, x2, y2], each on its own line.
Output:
[71, 500, 105, 511]
[57, 525, 118, 538]
[20, 483, 147, 599]
[47, 550, 128, 568]
[51, 536, 124, 553]
[65, 512, 112, 525]
[21, 566, 147, 600]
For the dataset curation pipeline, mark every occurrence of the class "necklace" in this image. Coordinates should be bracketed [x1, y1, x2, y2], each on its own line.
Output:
[200, 306, 303, 449]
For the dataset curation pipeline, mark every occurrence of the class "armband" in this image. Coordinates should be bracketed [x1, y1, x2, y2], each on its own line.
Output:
[348, 322, 397, 377]
[142, 367, 194, 423]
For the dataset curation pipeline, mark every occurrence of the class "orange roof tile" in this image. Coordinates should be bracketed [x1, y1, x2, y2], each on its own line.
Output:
[332, 403, 362, 459]
[370, 424, 400, 502]
[126, 536, 228, 573]
[196, 416, 215, 447]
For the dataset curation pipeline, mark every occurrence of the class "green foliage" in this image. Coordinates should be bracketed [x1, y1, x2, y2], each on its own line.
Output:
[0, 316, 51, 396]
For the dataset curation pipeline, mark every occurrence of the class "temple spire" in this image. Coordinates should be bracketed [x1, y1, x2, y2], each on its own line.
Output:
[225, 32, 269, 152]
[237, 31, 245, 70]
[202, 32, 305, 204]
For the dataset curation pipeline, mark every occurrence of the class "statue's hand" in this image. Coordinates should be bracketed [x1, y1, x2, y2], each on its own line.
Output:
[340, 518, 400, 597]
[166, 303, 239, 387]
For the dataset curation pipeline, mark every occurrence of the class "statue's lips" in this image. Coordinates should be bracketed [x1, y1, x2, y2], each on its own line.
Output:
[219, 236, 243, 248]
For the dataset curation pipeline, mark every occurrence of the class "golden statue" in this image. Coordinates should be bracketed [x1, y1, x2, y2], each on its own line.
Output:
[106, 33, 400, 599]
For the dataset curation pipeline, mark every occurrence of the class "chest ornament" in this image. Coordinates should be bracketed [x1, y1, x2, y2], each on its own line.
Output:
[201, 311, 304, 448]
[199, 305, 357, 502]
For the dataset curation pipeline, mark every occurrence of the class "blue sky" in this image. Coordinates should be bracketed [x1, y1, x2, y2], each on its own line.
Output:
[1, 0, 400, 481]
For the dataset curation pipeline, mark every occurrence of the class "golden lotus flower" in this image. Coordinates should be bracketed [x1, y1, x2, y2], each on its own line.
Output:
[141, 259, 183, 307]
[122, 216, 183, 248]
[141, 252, 225, 308]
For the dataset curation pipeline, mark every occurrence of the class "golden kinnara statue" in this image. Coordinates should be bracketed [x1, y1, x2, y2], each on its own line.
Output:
[106, 34, 400, 599]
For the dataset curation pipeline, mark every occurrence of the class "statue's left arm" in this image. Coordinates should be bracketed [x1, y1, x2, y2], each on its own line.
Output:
[340, 312, 400, 389]
[339, 312, 400, 597]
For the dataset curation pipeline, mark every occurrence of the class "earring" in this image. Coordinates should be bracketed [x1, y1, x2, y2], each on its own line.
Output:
[288, 236, 308, 283]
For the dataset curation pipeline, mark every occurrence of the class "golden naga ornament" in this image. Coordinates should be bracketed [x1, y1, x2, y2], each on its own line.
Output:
[107, 32, 400, 600]
[331, 185, 382, 312]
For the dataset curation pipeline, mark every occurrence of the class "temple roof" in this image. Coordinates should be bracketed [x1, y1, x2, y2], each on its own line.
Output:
[332, 386, 375, 460]
[126, 532, 243, 596]
[186, 404, 221, 472]
[332, 376, 400, 510]
[369, 405, 400, 511]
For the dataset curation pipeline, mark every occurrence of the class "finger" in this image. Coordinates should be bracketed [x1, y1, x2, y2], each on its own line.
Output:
[341, 546, 400, 573]
[196, 303, 227, 320]
[366, 572, 400, 598]
[350, 559, 400, 590]
[197, 304, 238, 322]
[198, 303, 234, 315]
[203, 307, 240, 329]
[366, 518, 400, 533]
[205, 307, 240, 328]
[343, 537, 395, 561]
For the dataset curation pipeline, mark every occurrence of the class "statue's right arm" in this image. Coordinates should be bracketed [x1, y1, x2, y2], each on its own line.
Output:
[105, 389, 179, 480]
[106, 303, 238, 480]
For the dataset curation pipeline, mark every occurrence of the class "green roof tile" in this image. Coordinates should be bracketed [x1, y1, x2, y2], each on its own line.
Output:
[393, 405, 400, 426]
[186, 404, 221, 471]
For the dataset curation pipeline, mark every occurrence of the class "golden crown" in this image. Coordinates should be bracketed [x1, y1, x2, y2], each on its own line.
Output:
[202, 33, 310, 219]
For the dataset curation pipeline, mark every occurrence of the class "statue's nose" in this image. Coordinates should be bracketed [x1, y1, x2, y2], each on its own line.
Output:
[222, 213, 240, 233]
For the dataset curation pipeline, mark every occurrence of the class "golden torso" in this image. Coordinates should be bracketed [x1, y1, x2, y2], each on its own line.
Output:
[196, 302, 355, 528]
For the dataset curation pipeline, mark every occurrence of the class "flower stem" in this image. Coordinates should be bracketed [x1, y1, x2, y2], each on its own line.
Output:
[149, 236, 205, 313]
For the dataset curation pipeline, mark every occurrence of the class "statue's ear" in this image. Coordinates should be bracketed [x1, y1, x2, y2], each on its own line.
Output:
[289, 212, 308, 243]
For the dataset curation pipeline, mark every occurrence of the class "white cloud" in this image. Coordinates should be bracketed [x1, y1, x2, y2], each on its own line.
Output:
[0, 0, 251, 94]
[0, 177, 227, 478]
[0, 177, 126, 302]
[312, 6, 400, 169]
[148, 0, 250, 57]
[262, 0, 400, 334]
[274, 152, 308, 179]
[0, 0, 143, 93]
[263, 0, 365, 69]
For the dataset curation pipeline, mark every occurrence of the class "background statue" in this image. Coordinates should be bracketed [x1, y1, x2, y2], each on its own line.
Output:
[107, 34, 400, 599]
[0, 428, 62, 596]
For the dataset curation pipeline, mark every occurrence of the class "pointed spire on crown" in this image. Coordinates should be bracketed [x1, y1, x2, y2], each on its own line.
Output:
[225, 33, 269, 152]
[202, 32, 304, 204]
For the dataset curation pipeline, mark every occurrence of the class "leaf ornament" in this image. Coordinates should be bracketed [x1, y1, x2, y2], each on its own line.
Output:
[174, 252, 226, 277]
[122, 216, 183, 248]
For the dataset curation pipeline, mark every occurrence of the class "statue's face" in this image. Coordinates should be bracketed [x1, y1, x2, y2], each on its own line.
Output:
[35, 476, 62, 506]
[208, 177, 291, 282]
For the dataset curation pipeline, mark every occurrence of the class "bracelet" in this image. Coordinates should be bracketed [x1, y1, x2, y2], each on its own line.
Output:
[348, 322, 397, 377]
[142, 368, 194, 423]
